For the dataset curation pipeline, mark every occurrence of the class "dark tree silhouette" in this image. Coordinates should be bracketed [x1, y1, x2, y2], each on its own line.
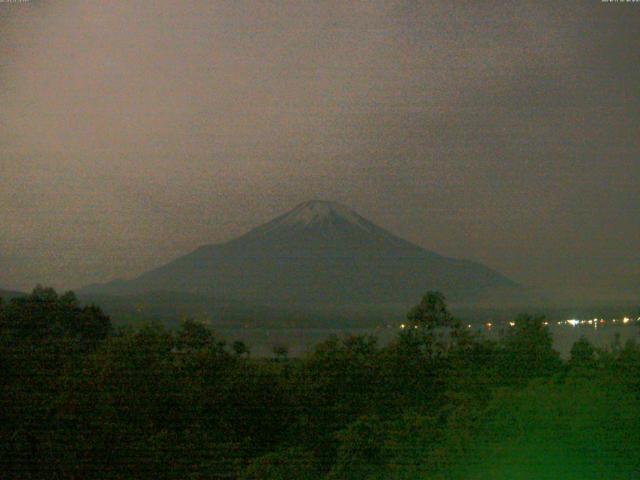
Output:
[232, 340, 250, 357]
[569, 336, 597, 371]
[272, 343, 289, 361]
[502, 314, 561, 383]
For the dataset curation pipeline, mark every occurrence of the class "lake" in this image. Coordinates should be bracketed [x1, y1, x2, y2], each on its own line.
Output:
[219, 321, 640, 358]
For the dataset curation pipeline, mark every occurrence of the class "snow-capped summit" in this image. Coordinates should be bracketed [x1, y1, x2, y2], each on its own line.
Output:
[248, 200, 380, 241]
[227, 200, 415, 252]
[278, 200, 371, 230]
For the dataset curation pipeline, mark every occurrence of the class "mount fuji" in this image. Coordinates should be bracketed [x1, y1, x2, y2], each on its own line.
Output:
[81, 200, 522, 307]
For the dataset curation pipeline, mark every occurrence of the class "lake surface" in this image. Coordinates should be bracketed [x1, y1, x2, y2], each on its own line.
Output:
[219, 323, 640, 358]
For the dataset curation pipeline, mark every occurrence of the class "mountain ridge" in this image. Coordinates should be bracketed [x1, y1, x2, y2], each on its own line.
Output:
[81, 200, 523, 307]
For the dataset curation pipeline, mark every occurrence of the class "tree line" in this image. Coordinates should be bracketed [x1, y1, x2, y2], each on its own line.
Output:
[1, 287, 639, 479]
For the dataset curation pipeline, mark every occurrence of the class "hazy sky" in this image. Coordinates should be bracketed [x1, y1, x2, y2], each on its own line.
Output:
[0, 1, 638, 302]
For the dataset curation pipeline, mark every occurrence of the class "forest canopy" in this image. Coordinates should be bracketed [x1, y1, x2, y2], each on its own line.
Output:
[1, 288, 639, 479]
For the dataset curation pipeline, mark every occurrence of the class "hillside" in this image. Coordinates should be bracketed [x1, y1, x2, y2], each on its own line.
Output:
[81, 200, 525, 307]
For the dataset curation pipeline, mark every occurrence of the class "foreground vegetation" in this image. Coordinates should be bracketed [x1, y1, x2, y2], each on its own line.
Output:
[1, 287, 639, 479]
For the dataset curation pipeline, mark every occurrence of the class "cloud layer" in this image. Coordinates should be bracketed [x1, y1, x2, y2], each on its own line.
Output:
[0, 1, 638, 301]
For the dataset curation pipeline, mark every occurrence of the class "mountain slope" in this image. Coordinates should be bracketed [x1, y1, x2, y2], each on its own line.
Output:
[81, 200, 522, 306]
